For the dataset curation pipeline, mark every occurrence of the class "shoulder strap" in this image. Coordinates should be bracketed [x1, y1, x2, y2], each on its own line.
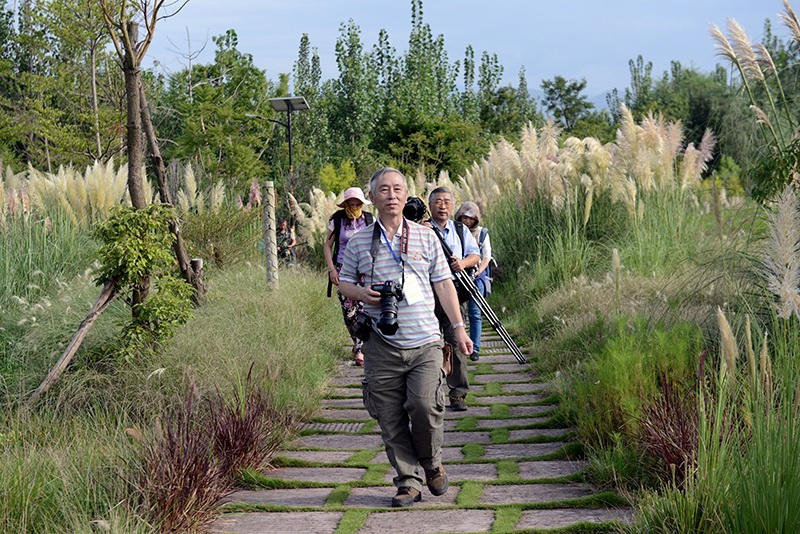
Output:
[454, 221, 466, 258]
[364, 212, 374, 225]
[479, 227, 488, 246]
[327, 210, 346, 298]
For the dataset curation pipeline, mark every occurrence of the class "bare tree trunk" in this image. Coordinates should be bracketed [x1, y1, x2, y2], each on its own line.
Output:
[138, 81, 206, 300]
[123, 21, 148, 315]
[26, 280, 118, 407]
[91, 43, 103, 159]
[123, 22, 147, 210]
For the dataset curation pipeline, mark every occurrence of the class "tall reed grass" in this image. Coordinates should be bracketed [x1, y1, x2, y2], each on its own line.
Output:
[0, 208, 97, 310]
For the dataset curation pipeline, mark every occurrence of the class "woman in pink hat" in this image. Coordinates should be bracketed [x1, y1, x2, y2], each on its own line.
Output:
[324, 187, 374, 365]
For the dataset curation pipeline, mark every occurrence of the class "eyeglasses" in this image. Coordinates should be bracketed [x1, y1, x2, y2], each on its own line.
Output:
[431, 198, 452, 206]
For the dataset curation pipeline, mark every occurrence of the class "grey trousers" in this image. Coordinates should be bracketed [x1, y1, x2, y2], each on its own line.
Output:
[361, 334, 446, 491]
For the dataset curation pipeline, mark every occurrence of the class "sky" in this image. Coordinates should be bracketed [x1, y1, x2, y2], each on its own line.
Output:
[147, 0, 786, 101]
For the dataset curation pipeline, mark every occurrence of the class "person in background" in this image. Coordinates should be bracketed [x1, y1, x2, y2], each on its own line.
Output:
[427, 187, 480, 411]
[324, 187, 374, 366]
[455, 201, 492, 362]
[276, 217, 296, 264]
[338, 167, 472, 507]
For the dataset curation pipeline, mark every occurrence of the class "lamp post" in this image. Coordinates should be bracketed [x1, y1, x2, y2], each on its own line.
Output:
[268, 96, 310, 194]
[246, 96, 308, 287]
[245, 95, 309, 193]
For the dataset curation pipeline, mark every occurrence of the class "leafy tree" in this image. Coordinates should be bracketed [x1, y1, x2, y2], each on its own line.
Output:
[540, 75, 594, 130]
[571, 110, 616, 143]
[319, 160, 357, 193]
[156, 30, 274, 193]
[477, 50, 503, 128]
[480, 67, 540, 138]
[328, 21, 378, 161]
[293, 33, 328, 175]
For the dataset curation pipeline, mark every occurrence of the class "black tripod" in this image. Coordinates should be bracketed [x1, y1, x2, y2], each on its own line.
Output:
[430, 225, 526, 364]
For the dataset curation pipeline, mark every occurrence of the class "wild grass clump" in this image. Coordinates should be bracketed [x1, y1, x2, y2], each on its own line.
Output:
[181, 207, 262, 269]
[209, 364, 297, 478]
[630, 305, 800, 532]
[561, 318, 704, 448]
[131, 386, 230, 533]
[0, 409, 144, 533]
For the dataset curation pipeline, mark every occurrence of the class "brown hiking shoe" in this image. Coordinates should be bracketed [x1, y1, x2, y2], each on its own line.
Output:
[391, 486, 422, 507]
[425, 465, 449, 496]
[448, 396, 467, 411]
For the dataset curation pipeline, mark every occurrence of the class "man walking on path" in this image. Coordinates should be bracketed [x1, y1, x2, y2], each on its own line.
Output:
[338, 168, 472, 507]
[427, 187, 481, 411]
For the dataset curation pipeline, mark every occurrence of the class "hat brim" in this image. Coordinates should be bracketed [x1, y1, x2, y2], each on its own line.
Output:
[337, 198, 370, 208]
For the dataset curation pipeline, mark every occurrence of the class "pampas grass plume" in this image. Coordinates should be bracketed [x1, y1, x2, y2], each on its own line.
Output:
[745, 314, 756, 388]
[717, 307, 738, 383]
[760, 330, 772, 401]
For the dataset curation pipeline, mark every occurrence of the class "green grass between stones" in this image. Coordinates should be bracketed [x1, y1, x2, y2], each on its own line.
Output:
[325, 485, 351, 507]
[334, 509, 369, 534]
[456, 481, 484, 506]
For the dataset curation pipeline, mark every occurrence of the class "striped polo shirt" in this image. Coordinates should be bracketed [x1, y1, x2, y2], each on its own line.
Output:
[339, 218, 451, 348]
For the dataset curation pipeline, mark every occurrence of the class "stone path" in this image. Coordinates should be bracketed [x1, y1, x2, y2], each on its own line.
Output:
[207, 328, 632, 533]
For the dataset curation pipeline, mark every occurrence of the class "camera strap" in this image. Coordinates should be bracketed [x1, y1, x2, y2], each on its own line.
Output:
[370, 218, 409, 286]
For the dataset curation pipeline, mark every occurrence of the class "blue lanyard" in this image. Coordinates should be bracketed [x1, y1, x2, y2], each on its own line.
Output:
[379, 225, 403, 265]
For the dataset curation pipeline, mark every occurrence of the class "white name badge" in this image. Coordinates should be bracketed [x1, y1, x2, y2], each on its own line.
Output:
[403, 272, 424, 305]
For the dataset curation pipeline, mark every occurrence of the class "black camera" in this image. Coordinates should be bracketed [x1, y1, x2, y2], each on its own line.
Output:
[352, 310, 373, 342]
[371, 281, 404, 335]
[403, 196, 428, 223]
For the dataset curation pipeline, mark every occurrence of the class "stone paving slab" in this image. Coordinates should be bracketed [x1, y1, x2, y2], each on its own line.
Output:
[358, 509, 495, 534]
[371, 446, 464, 463]
[346, 486, 460, 507]
[323, 398, 365, 408]
[509, 428, 571, 441]
[502, 382, 547, 393]
[474, 393, 547, 405]
[480, 483, 595, 504]
[220, 488, 333, 507]
[329, 387, 362, 397]
[331, 376, 362, 386]
[481, 442, 567, 459]
[472, 354, 526, 364]
[264, 467, 367, 483]
[443, 431, 492, 445]
[481, 347, 522, 354]
[208, 511, 344, 534]
[475, 416, 550, 429]
[314, 409, 372, 421]
[444, 406, 491, 418]
[516, 507, 634, 529]
[510, 404, 556, 417]
[382, 463, 497, 483]
[275, 450, 355, 464]
[491, 363, 533, 372]
[296, 434, 383, 450]
[518, 460, 589, 479]
[338, 367, 366, 377]
[473, 373, 530, 383]
[300, 422, 365, 433]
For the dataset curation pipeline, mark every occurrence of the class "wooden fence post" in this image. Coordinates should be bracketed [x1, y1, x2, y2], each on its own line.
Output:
[264, 181, 278, 290]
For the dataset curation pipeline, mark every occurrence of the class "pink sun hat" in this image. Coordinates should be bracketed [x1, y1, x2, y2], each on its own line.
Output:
[337, 187, 371, 207]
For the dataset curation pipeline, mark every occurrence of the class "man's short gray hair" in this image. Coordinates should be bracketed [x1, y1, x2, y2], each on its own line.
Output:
[369, 167, 406, 195]
[428, 186, 454, 206]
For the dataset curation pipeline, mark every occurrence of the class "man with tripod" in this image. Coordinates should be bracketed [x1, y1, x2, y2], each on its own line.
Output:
[338, 168, 472, 507]
[427, 187, 481, 411]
